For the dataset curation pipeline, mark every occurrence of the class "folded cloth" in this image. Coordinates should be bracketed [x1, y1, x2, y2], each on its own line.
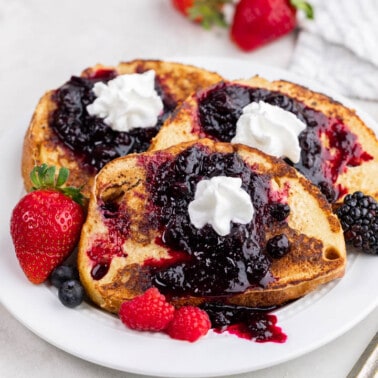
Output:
[290, 0, 378, 100]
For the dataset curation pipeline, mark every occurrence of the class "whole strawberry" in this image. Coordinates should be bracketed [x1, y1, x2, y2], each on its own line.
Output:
[10, 164, 85, 284]
[230, 0, 313, 51]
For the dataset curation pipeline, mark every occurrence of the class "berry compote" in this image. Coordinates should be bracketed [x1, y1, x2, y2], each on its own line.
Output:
[50, 69, 176, 172]
[140, 145, 291, 342]
[201, 302, 287, 343]
[196, 83, 373, 203]
[143, 145, 291, 298]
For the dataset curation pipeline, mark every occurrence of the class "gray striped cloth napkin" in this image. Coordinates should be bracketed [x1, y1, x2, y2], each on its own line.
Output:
[290, 0, 378, 100]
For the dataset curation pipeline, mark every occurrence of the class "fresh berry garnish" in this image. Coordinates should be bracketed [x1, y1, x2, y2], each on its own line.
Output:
[10, 164, 85, 284]
[119, 288, 175, 332]
[29, 164, 86, 205]
[50, 265, 80, 288]
[172, 0, 313, 51]
[171, 0, 231, 29]
[336, 192, 378, 255]
[166, 306, 211, 342]
[230, 0, 313, 51]
[266, 234, 291, 258]
[58, 279, 85, 308]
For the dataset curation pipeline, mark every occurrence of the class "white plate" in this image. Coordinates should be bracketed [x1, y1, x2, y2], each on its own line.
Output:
[0, 57, 377, 378]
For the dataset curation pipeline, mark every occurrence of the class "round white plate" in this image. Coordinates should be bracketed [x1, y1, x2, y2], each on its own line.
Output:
[0, 57, 377, 377]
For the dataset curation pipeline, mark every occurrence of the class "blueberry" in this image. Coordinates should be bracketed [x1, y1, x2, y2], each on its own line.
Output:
[50, 265, 79, 288]
[58, 280, 85, 308]
[269, 203, 290, 221]
[266, 234, 290, 258]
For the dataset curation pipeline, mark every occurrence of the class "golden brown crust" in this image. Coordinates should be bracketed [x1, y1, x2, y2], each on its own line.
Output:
[78, 138, 346, 313]
[151, 76, 378, 203]
[22, 60, 223, 196]
[22, 91, 95, 194]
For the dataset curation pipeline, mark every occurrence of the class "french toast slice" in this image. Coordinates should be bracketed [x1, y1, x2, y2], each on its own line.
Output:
[22, 60, 223, 196]
[150, 76, 378, 205]
[78, 138, 346, 314]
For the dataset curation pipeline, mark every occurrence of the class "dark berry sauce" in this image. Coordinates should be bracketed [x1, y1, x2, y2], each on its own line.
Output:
[50, 69, 176, 172]
[91, 144, 290, 342]
[141, 145, 290, 298]
[197, 83, 373, 202]
[202, 302, 287, 343]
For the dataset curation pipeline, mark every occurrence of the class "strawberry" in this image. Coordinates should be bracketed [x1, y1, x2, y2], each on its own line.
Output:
[171, 0, 231, 29]
[166, 306, 211, 342]
[10, 164, 85, 284]
[119, 287, 175, 331]
[230, 0, 313, 51]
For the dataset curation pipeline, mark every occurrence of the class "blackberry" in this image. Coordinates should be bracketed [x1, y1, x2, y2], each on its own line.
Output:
[336, 191, 378, 255]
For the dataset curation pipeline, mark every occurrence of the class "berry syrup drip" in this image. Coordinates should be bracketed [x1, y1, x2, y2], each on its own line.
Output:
[88, 200, 130, 280]
[197, 83, 373, 203]
[144, 145, 290, 297]
[201, 302, 287, 343]
[50, 69, 177, 172]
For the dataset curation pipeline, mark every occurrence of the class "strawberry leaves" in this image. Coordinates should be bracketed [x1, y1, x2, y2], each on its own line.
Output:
[188, 0, 232, 29]
[172, 0, 232, 29]
[30, 164, 86, 206]
[172, 0, 314, 51]
[290, 0, 314, 19]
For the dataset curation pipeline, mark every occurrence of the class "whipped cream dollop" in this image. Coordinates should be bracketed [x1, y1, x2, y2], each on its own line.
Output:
[188, 176, 254, 236]
[86, 70, 163, 132]
[231, 101, 306, 163]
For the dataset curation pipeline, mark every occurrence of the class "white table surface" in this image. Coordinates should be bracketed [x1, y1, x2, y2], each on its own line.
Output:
[0, 1, 377, 377]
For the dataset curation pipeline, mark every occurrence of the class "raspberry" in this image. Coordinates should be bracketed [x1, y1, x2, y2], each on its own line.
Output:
[119, 288, 175, 331]
[166, 306, 211, 342]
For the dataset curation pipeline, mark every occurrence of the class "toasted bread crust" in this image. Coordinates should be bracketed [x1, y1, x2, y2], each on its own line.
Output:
[78, 139, 346, 313]
[151, 76, 378, 203]
[22, 60, 223, 196]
